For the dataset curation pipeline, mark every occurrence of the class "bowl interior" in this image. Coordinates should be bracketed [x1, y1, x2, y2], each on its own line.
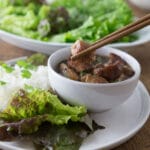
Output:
[48, 46, 141, 86]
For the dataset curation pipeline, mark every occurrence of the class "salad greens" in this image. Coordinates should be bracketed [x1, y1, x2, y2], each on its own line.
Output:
[0, 0, 137, 43]
[25, 53, 48, 66]
[0, 81, 7, 86]
[31, 121, 104, 150]
[1, 63, 14, 73]
[0, 85, 103, 149]
[21, 69, 32, 78]
[0, 83, 101, 150]
[17, 53, 48, 70]
[0, 53, 104, 149]
[0, 87, 86, 124]
[0, 120, 104, 149]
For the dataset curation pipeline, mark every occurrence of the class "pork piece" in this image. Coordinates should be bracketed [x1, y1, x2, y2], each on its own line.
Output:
[68, 40, 95, 72]
[117, 74, 129, 82]
[108, 53, 126, 65]
[67, 56, 94, 73]
[81, 74, 108, 83]
[93, 53, 134, 81]
[107, 53, 134, 77]
[59, 63, 79, 80]
[71, 40, 90, 56]
[122, 65, 134, 77]
[93, 61, 122, 81]
[94, 63, 104, 69]
[107, 53, 126, 70]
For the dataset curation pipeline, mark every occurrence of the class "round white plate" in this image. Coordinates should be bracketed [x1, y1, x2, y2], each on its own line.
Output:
[81, 81, 150, 150]
[0, 81, 149, 150]
[0, 25, 150, 55]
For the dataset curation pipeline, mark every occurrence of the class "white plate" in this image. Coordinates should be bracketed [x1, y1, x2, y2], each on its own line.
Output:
[0, 81, 149, 150]
[0, 25, 150, 55]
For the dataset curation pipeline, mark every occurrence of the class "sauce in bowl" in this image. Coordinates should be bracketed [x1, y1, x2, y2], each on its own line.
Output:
[58, 40, 134, 83]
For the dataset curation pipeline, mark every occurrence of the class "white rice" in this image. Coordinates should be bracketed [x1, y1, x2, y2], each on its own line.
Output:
[0, 65, 51, 111]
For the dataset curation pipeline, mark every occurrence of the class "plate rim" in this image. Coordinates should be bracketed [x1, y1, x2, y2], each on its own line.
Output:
[0, 25, 150, 48]
[81, 81, 150, 150]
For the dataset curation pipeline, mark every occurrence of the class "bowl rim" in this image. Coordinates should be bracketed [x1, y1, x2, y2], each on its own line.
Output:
[48, 46, 141, 87]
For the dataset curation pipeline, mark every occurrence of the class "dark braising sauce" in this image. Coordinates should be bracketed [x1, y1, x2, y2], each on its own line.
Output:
[58, 40, 134, 83]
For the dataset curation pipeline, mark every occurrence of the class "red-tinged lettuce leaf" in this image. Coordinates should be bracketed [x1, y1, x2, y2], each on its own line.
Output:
[0, 113, 104, 149]
[30, 121, 104, 150]
[0, 114, 82, 134]
[0, 86, 105, 150]
[32, 122, 88, 150]
[0, 88, 86, 124]
[0, 113, 105, 135]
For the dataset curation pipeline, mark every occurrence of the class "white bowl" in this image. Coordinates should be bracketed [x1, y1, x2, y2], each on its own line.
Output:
[47, 47, 141, 112]
[129, 0, 150, 10]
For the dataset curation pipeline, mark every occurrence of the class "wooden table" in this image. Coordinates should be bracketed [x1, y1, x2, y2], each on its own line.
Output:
[0, 2, 150, 150]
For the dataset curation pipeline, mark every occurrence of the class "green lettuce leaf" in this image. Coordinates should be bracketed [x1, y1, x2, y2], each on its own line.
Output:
[50, 0, 136, 43]
[0, 88, 86, 125]
[26, 53, 48, 66]
[0, 0, 136, 43]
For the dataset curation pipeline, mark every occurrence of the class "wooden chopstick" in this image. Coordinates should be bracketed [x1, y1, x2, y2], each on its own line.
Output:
[90, 14, 150, 46]
[71, 14, 150, 60]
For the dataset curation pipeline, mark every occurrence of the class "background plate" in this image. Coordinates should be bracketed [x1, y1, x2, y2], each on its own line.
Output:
[0, 25, 150, 55]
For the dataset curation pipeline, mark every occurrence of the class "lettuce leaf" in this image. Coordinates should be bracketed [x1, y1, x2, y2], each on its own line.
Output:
[0, 119, 104, 149]
[0, 85, 104, 150]
[0, 0, 136, 43]
[0, 87, 86, 125]
[32, 121, 103, 150]
[50, 0, 136, 43]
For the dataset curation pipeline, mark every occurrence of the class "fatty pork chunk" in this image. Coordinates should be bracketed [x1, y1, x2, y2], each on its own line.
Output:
[93, 53, 134, 82]
[66, 40, 108, 83]
[81, 74, 108, 83]
[67, 40, 95, 72]
[59, 63, 79, 81]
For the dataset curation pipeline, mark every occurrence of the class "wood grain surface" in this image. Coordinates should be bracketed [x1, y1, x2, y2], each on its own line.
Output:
[0, 1, 150, 150]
